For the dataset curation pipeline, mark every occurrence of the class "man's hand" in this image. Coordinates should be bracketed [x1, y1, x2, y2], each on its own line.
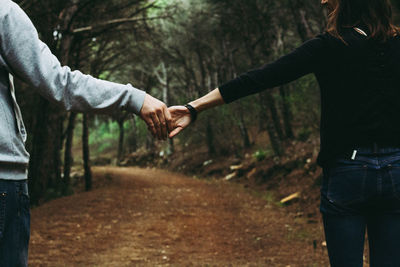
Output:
[168, 106, 192, 138]
[139, 94, 172, 140]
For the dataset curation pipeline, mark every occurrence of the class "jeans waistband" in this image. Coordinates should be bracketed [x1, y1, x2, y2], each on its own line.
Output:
[325, 143, 400, 168]
[354, 142, 400, 155]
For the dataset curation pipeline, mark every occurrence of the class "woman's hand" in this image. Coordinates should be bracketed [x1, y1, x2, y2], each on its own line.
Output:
[168, 88, 225, 138]
[168, 106, 192, 138]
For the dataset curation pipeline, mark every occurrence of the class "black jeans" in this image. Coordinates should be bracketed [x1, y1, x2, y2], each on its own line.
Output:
[0, 180, 30, 267]
[321, 146, 400, 267]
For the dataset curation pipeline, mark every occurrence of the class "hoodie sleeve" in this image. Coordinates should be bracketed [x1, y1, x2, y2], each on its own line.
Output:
[0, 0, 146, 114]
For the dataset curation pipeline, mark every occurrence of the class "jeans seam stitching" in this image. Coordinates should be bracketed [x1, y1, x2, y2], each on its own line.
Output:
[0, 192, 6, 237]
[388, 168, 400, 200]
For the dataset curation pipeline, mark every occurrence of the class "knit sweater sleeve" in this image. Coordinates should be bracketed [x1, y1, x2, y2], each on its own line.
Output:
[219, 36, 326, 103]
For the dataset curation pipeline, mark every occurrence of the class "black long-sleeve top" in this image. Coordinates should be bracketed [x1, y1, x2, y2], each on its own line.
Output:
[219, 27, 400, 166]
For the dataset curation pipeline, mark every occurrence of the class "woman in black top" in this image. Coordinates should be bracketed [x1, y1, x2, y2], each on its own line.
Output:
[168, 0, 400, 266]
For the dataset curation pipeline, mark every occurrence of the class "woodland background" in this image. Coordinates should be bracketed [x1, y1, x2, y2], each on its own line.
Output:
[13, 0, 400, 204]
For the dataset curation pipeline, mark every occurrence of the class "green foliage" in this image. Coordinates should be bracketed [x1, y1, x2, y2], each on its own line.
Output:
[253, 149, 274, 161]
[253, 150, 267, 161]
[89, 120, 119, 151]
[86, 118, 137, 157]
[98, 71, 111, 80]
[134, 118, 151, 146]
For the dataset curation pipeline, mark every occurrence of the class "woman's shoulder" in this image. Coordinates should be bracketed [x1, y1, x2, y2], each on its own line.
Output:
[316, 28, 373, 50]
[302, 32, 345, 51]
[311, 31, 347, 47]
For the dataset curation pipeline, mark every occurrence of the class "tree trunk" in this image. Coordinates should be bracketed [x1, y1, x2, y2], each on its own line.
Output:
[264, 92, 285, 141]
[288, 0, 315, 42]
[129, 116, 138, 153]
[206, 118, 216, 156]
[82, 114, 92, 191]
[146, 133, 155, 151]
[238, 116, 251, 148]
[159, 62, 174, 155]
[279, 85, 294, 139]
[63, 112, 77, 193]
[51, 109, 65, 192]
[266, 118, 283, 156]
[227, 48, 251, 149]
[28, 98, 49, 205]
[196, 49, 216, 156]
[117, 119, 125, 164]
[62, 38, 82, 194]
[233, 103, 251, 148]
[259, 93, 282, 156]
[258, 95, 267, 132]
[29, 100, 65, 203]
[28, 2, 79, 203]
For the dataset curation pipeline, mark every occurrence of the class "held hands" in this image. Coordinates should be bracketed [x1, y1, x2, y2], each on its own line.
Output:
[139, 94, 173, 140]
[138, 94, 193, 140]
[141, 88, 222, 139]
[140, 88, 222, 139]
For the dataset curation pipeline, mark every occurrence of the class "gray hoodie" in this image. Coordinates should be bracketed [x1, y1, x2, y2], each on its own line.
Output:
[0, 0, 146, 180]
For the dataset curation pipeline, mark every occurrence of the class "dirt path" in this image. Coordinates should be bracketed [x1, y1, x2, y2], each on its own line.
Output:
[29, 167, 329, 266]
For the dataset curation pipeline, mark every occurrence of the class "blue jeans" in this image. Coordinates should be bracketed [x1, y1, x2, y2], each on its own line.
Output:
[321, 146, 400, 267]
[0, 180, 30, 267]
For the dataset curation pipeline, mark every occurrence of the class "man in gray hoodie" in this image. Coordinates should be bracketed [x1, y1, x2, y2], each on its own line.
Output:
[0, 1, 172, 265]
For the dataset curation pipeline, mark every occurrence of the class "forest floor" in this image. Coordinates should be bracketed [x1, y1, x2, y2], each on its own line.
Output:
[29, 166, 331, 266]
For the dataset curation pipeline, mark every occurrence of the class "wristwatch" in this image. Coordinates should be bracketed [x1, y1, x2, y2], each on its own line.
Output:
[185, 104, 198, 123]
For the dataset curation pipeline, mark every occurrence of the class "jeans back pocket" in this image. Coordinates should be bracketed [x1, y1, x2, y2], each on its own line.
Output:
[326, 165, 368, 206]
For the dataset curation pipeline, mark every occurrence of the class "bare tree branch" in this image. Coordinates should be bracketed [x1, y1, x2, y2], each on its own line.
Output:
[72, 16, 169, 34]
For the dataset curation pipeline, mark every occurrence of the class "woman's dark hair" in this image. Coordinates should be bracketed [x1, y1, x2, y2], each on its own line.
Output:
[327, 0, 399, 41]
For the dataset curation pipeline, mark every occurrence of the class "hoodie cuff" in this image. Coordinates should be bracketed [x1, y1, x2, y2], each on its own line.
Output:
[126, 84, 146, 114]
